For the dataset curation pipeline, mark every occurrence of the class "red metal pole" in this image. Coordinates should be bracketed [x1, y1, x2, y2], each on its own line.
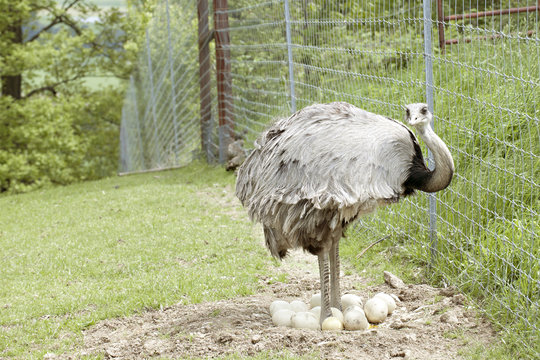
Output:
[213, 0, 234, 163]
[445, 5, 539, 21]
[197, 0, 213, 161]
[437, 0, 446, 53]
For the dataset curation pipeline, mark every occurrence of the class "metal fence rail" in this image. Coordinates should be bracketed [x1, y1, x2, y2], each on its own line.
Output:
[120, 0, 539, 354]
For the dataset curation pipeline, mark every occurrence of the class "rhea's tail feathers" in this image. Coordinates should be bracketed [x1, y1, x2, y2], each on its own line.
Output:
[263, 226, 289, 259]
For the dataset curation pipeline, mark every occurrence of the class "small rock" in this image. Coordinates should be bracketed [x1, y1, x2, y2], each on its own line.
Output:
[390, 349, 412, 358]
[400, 314, 413, 322]
[99, 336, 111, 344]
[144, 339, 168, 355]
[384, 271, 406, 289]
[438, 287, 457, 297]
[404, 333, 417, 342]
[440, 312, 459, 324]
[251, 334, 262, 344]
[226, 139, 247, 171]
[105, 341, 129, 358]
[43, 353, 56, 360]
[451, 294, 466, 305]
[216, 334, 234, 344]
[390, 322, 418, 330]
[440, 297, 452, 306]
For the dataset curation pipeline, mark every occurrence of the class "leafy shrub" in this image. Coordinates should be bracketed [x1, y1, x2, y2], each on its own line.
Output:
[0, 88, 122, 194]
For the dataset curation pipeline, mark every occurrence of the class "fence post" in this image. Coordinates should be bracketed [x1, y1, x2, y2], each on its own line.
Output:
[120, 108, 128, 172]
[437, 0, 445, 53]
[283, 0, 296, 113]
[213, 0, 234, 164]
[198, 0, 213, 162]
[145, 29, 161, 168]
[130, 76, 144, 170]
[423, 0, 438, 259]
[165, 0, 180, 163]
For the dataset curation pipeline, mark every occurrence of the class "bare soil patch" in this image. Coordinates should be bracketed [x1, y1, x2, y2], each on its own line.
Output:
[77, 250, 496, 359]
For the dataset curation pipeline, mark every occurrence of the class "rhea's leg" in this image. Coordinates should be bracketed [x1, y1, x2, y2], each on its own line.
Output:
[329, 240, 342, 310]
[318, 251, 332, 326]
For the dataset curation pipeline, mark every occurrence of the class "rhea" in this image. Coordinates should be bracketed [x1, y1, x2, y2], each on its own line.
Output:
[236, 102, 454, 326]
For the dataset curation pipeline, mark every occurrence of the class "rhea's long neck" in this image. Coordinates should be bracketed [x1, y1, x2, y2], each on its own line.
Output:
[417, 125, 455, 193]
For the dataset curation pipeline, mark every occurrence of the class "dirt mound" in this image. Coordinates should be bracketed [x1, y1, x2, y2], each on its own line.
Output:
[77, 250, 496, 359]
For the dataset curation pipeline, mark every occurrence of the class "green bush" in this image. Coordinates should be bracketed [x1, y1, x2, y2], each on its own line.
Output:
[0, 88, 122, 194]
[74, 87, 123, 180]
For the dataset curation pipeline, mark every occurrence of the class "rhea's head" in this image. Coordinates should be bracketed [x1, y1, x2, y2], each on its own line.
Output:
[405, 103, 432, 129]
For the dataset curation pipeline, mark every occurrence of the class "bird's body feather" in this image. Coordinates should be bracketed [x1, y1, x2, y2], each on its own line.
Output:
[236, 102, 428, 258]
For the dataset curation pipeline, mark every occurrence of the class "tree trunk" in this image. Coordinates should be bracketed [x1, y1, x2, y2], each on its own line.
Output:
[1, 22, 23, 100]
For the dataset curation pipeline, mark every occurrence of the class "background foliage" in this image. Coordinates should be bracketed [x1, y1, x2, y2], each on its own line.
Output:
[0, 0, 156, 193]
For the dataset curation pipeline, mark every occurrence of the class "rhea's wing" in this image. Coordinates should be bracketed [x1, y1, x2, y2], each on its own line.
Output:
[236, 103, 417, 223]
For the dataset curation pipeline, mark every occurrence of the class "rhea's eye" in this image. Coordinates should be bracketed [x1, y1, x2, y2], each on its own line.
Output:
[420, 107, 427, 115]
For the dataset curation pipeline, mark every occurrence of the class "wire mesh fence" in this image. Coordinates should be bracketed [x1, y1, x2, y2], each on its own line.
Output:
[120, 0, 218, 173]
[120, 0, 539, 354]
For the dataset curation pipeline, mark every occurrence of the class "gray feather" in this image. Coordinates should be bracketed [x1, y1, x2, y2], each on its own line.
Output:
[236, 102, 419, 258]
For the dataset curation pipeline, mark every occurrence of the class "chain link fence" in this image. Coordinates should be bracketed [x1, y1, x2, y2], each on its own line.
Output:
[120, 0, 218, 173]
[120, 0, 539, 355]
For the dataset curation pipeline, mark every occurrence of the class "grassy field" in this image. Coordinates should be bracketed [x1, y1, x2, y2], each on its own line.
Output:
[0, 163, 272, 358]
[0, 162, 532, 359]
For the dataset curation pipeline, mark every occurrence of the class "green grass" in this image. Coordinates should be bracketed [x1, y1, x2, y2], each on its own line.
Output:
[0, 162, 270, 358]
[0, 160, 530, 359]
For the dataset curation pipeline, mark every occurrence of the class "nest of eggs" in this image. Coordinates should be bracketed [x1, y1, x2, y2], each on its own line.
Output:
[269, 292, 397, 331]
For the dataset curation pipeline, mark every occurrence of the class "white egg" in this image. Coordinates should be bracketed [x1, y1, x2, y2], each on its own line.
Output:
[309, 306, 321, 320]
[290, 300, 309, 313]
[341, 294, 363, 309]
[330, 307, 344, 323]
[374, 292, 397, 314]
[321, 316, 343, 331]
[343, 305, 363, 315]
[269, 300, 290, 315]
[309, 293, 321, 309]
[272, 309, 295, 327]
[311, 306, 343, 321]
[364, 297, 388, 323]
[343, 309, 369, 331]
[291, 311, 320, 330]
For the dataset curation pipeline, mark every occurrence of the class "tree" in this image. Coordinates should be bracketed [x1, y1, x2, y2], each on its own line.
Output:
[0, 0, 154, 193]
[0, 0, 145, 99]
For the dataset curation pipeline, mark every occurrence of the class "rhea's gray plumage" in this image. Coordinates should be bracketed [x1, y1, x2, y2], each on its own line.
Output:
[236, 102, 454, 326]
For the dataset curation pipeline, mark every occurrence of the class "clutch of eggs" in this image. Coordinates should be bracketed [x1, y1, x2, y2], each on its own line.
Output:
[269, 292, 395, 331]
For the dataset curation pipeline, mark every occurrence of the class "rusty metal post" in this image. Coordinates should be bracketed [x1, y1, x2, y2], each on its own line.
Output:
[197, 0, 213, 162]
[165, 0, 179, 163]
[213, 0, 234, 164]
[284, 0, 296, 113]
[445, 5, 540, 21]
[437, 0, 445, 53]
